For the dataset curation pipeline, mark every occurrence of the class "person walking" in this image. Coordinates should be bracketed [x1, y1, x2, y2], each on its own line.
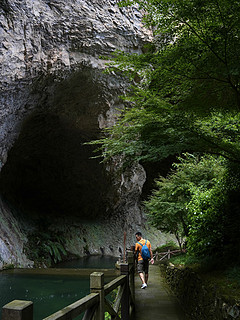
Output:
[135, 231, 154, 289]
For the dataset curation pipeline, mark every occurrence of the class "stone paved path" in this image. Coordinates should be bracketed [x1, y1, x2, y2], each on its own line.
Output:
[133, 264, 186, 320]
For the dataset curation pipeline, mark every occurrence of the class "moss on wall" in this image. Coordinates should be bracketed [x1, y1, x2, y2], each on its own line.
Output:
[161, 263, 240, 320]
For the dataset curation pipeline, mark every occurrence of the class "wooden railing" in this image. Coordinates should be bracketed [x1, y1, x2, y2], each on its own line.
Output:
[154, 249, 183, 261]
[2, 252, 135, 320]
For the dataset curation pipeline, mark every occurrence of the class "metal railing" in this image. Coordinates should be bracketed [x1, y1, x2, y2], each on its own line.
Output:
[2, 252, 135, 320]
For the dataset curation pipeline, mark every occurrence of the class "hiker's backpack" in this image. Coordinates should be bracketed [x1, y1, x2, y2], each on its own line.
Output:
[138, 240, 151, 260]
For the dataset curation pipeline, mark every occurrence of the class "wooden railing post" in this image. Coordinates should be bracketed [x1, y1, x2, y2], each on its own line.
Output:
[167, 249, 171, 259]
[2, 300, 33, 320]
[120, 263, 130, 320]
[127, 251, 135, 305]
[90, 272, 104, 320]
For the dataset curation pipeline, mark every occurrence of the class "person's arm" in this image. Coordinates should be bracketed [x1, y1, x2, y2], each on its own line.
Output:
[134, 243, 139, 261]
[149, 244, 154, 264]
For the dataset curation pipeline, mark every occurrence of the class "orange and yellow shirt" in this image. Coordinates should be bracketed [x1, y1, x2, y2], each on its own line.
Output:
[135, 239, 151, 261]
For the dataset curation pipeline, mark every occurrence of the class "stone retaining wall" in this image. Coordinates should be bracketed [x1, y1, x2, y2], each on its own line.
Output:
[160, 264, 240, 320]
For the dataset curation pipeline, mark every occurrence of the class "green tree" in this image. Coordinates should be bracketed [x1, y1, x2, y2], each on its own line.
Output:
[93, 0, 240, 165]
[90, 0, 240, 261]
[187, 161, 240, 262]
[145, 154, 226, 250]
[187, 182, 227, 258]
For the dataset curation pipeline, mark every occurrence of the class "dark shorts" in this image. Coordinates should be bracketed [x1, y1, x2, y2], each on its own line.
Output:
[137, 259, 149, 274]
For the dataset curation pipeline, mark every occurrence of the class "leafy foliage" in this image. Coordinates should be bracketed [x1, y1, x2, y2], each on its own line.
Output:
[187, 180, 227, 258]
[145, 154, 226, 251]
[226, 267, 240, 286]
[187, 160, 240, 260]
[25, 230, 67, 266]
[92, 0, 240, 165]
[90, 0, 240, 263]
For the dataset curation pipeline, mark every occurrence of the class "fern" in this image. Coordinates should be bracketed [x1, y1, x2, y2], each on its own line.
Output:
[26, 230, 67, 266]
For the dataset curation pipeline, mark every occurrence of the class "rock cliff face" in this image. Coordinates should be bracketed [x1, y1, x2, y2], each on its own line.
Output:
[0, 196, 34, 269]
[0, 0, 167, 268]
[0, 0, 151, 167]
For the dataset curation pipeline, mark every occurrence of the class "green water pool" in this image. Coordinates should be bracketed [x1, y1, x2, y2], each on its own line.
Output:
[56, 255, 117, 269]
[0, 273, 89, 319]
[0, 256, 117, 319]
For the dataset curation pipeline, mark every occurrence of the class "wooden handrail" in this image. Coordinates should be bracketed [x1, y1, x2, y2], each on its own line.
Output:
[113, 283, 125, 313]
[154, 249, 184, 261]
[156, 249, 182, 255]
[104, 300, 121, 320]
[104, 275, 126, 295]
[2, 253, 136, 320]
[42, 293, 99, 320]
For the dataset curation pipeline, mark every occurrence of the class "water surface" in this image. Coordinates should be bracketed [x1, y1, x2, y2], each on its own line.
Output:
[56, 255, 117, 269]
[0, 256, 117, 320]
[0, 273, 89, 319]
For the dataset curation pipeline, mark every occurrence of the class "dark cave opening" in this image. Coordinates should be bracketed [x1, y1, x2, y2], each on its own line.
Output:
[0, 111, 110, 219]
[0, 70, 114, 220]
[140, 156, 177, 201]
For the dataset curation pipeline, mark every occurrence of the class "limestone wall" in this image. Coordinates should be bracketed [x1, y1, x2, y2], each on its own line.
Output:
[0, 196, 33, 268]
[0, 0, 151, 168]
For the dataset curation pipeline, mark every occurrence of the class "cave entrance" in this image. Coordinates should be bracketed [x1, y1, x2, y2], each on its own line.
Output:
[0, 71, 112, 220]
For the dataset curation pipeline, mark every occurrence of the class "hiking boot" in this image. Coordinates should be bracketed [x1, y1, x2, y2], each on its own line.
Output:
[141, 283, 147, 289]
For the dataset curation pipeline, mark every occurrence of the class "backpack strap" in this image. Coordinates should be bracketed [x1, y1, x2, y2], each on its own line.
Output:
[138, 240, 148, 247]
